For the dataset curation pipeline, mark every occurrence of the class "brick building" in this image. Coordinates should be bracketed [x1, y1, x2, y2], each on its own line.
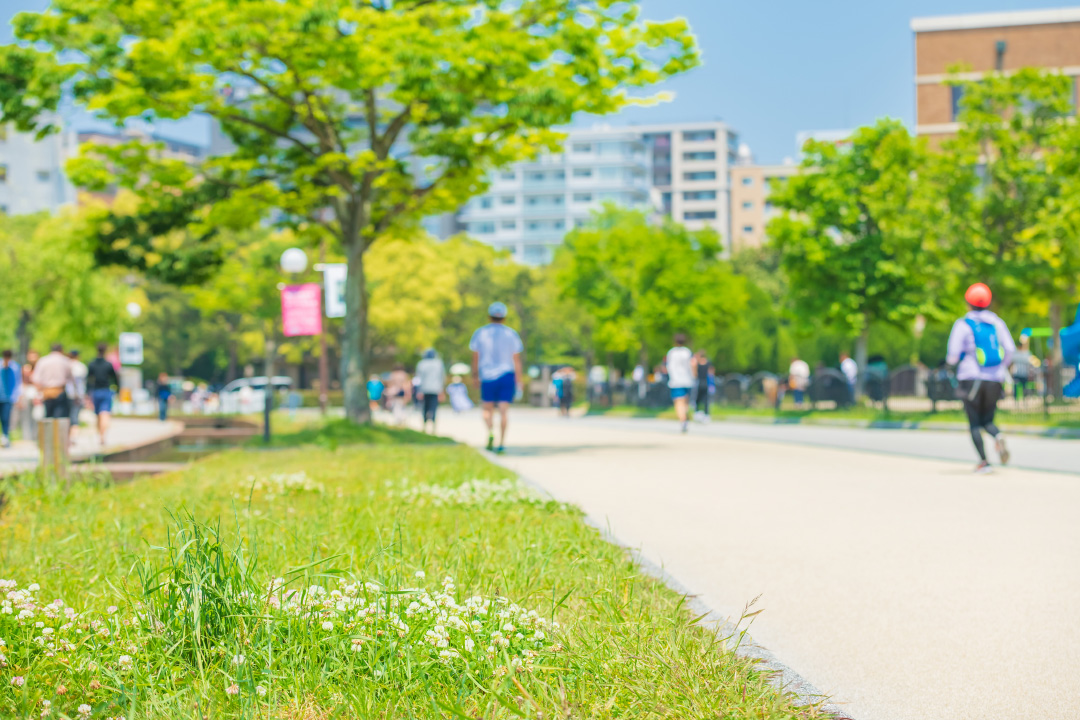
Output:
[912, 7, 1080, 144]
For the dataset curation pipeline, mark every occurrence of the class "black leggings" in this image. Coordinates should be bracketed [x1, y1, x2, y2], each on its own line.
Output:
[695, 381, 709, 414]
[959, 380, 1002, 461]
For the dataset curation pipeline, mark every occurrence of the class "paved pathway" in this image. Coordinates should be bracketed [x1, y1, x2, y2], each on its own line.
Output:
[0, 414, 182, 475]
[436, 409, 1080, 720]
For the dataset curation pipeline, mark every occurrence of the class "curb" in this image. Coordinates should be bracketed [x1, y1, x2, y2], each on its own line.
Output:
[486, 452, 856, 720]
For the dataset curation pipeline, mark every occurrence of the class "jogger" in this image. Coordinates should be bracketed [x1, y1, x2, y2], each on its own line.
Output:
[470, 302, 523, 454]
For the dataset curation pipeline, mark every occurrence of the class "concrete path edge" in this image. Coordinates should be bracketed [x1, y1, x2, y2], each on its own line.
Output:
[487, 453, 857, 720]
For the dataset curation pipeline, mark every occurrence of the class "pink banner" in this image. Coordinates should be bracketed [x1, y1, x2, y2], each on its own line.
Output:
[281, 283, 324, 337]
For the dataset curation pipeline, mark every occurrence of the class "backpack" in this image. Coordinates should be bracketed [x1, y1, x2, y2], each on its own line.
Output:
[964, 318, 1004, 368]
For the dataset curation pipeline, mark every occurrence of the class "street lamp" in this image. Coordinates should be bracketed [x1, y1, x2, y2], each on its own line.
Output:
[262, 248, 310, 443]
[281, 247, 308, 274]
[126, 302, 142, 319]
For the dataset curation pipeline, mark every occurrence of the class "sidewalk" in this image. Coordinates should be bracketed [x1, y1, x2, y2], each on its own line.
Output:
[0, 415, 183, 476]
[437, 409, 1080, 720]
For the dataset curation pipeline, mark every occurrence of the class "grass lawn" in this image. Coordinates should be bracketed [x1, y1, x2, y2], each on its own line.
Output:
[588, 403, 1080, 429]
[0, 425, 821, 719]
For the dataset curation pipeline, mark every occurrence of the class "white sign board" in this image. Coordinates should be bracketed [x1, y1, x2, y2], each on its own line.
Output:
[322, 263, 347, 318]
[118, 332, 144, 366]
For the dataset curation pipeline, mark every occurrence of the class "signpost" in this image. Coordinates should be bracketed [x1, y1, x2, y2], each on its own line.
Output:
[321, 264, 347, 319]
[118, 332, 143, 365]
[281, 284, 323, 338]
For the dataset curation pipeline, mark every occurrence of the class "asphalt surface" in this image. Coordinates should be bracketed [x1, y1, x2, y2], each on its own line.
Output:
[436, 409, 1080, 720]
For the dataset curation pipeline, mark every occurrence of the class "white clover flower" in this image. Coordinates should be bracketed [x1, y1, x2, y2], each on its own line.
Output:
[107, 606, 118, 615]
[231, 654, 245, 666]
[321, 620, 333, 631]
[255, 685, 266, 697]
[414, 570, 425, 579]
[77, 705, 91, 719]
[10, 676, 24, 687]
[27, 583, 39, 592]
[226, 683, 240, 696]
[117, 654, 132, 670]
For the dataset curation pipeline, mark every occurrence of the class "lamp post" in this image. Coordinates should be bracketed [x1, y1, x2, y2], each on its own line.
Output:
[264, 247, 309, 443]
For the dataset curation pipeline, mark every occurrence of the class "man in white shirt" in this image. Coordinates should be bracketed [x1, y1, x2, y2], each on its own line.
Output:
[470, 302, 524, 454]
[665, 333, 697, 433]
[839, 352, 858, 404]
[788, 356, 810, 406]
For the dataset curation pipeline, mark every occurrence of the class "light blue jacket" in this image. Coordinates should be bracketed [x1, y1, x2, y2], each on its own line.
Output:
[0, 360, 22, 403]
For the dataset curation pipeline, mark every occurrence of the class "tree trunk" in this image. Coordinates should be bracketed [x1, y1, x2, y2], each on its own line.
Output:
[342, 243, 371, 423]
[854, 324, 870, 396]
[16, 310, 31, 364]
[1049, 301, 1064, 400]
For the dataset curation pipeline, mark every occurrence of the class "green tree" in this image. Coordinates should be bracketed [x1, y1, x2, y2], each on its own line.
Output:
[768, 119, 934, 381]
[3, 0, 698, 422]
[0, 210, 127, 359]
[556, 207, 748, 370]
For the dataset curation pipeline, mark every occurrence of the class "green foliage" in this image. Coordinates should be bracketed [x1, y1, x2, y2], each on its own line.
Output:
[928, 69, 1078, 309]
[4, 0, 700, 420]
[769, 120, 934, 347]
[556, 206, 749, 367]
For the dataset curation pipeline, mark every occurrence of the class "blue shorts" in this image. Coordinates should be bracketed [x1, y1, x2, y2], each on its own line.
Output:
[480, 372, 516, 404]
[91, 388, 114, 414]
[670, 387, 690, 400]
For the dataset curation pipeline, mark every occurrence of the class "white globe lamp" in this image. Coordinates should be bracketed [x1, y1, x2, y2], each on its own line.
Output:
[126, 302, 142, 319]
[280, 247, 308, 274]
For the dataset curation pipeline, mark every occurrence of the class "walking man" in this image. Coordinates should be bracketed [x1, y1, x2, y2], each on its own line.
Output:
[68, 349, 88, 437]
[788, 356, 810, 407]
[666, 333, 697, 433]
[947, 283, 1016, 473]
[415, 348, 446, 435]
[31, 344, 74, 423]
[840, 352, 858, 405]
[86, 343, 120, 447]
[693, 350, 712, 423]
[470, 301, 523, 454]
[0, 350, 22, 448]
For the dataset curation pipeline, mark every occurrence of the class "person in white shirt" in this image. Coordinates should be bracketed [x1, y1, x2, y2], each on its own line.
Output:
[415, 348, 446, 434]
[469, 302, 523, 454]
[665, 333, 697, 433]
[788, 356, 810, 406]
[839, 352, 858, 404]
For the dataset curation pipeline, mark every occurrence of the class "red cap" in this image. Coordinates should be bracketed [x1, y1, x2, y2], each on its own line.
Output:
[965, 283, 992, 308]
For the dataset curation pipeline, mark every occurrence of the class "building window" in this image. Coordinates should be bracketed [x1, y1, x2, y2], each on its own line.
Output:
[661, 192, 672, 214]
[473, 222, 495, 234]
[572, 143, 592, 153]
[741, 201, 752, 210]
[684, 171, 716, 181]
[741, 176, 753, 186]
[572, 168, 593, 178]
[523, 244, 551, 264]
[683, 151, 716, 162]
[480, 197, 493, 209]
[742, 225, 754, 234]
[527, 172, 545, 182]
[683, 130, 716, 142]
[573, 193, 593, 203]
[501, 171, 516, 180]
[501, 195, 516, 205]
[654, 172, 671, 186]
[685, 190, 718, 201]
[553, 220, 565, 230]
[527, 221, 541, 231]
[765, 201, 774, 212]
[553, 170, 565, 180]
[574, 218, 588, 228]
[501, 220, 516, 230]
[951, 85, 965, 121]
[36, 170, 51, 182]
[684, 211, 717, 220]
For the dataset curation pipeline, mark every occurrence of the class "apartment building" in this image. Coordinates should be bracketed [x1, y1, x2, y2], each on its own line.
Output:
[455, 121, 737, 264]
[0, 122, 77, 215]
[912, 7, 1080, 144]
[729, 161, 798, 252]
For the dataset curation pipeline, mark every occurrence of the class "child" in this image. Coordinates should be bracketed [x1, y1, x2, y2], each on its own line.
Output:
[446, 375, 473, 413]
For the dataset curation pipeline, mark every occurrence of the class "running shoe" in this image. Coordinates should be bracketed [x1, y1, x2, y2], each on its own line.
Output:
[486, 435, 494, 451]
[974, 461, 993, 474]
[995, 435, 1010, 465]
[680, 421, 688, 434]
[495, 446, 505, 455]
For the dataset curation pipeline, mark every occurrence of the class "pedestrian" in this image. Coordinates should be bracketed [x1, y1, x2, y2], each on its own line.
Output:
[632, 363, 646, 402]
[693, 350, 712, 423]
[840, 352, 858, 405]
[386, 364, 411, 426]
[157, 373, 172, 421]
[469, 301, 523, 453]
[86, 343, 119, 447]
[788, 356, 810, 407]
[665, 333, 696, 433]
[0, 350, 22, 448]
[367, 374, 384, 414]
[947, 283, 1016, 474]
[1011, 334, 1033, 402]
[19, 349, 40, 442]
[446, 375, 473, 413]
[31, 344, 74, 427]
[415, 348, 446, 434]
[552, 366, 576, 417]
[68, 349, 88, 437]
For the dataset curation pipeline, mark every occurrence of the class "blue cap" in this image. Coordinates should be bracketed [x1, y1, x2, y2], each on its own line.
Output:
[488, 301, 508, 319]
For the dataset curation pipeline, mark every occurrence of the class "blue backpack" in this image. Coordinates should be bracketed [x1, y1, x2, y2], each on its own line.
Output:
[965, 318, 1004, 367]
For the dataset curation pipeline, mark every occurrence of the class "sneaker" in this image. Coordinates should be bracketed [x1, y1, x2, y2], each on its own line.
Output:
[974, 461, 993, 475]
[495, 446, 505, 455]
[486, 435, 494, 452]
[680, 421, 688, 434]
[0, 435, 9, 449]
[995, 436, 1010, 466]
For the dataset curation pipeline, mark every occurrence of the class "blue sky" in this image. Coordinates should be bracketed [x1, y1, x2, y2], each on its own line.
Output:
[1, 0, 1066, 162]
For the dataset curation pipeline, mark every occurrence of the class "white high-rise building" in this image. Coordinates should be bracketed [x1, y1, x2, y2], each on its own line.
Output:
[454, 121, 737, 264]
[0, 122, 77, 215]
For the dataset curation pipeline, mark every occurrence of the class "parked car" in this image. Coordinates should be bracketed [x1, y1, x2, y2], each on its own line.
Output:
[219, 376, 293, 414]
